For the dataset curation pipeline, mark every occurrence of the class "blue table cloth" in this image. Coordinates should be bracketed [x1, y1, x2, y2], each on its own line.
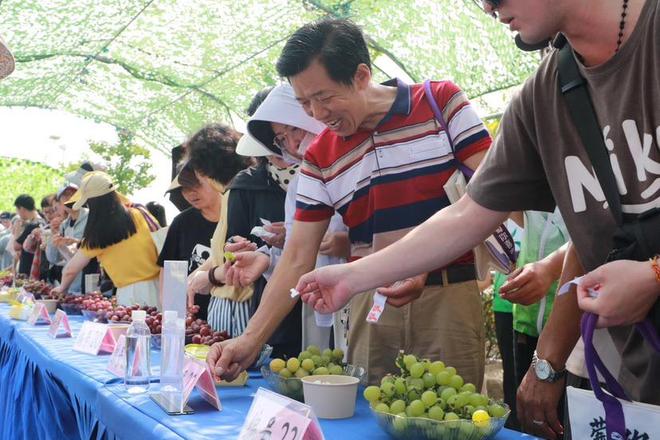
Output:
[0, 304, 538, 439]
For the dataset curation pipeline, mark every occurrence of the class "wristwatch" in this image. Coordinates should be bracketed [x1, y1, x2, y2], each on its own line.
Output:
[531, 350, 566, 383]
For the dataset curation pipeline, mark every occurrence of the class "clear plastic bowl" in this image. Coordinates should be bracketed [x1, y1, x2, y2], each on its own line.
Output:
[371, 405, 510, 440]
[261, 364, 366, 402]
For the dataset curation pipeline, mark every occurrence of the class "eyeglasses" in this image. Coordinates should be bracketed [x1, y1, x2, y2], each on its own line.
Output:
[272, 126, 302, 151]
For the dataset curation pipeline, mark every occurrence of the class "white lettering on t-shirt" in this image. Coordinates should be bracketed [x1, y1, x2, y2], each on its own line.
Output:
[564, 121, 660, 214]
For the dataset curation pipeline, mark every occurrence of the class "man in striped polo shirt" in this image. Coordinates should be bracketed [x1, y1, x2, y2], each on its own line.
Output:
[208, 19, 491, 385]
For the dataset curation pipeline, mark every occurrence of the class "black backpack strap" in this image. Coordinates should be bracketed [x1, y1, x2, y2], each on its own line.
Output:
[557, 41, 623, 225]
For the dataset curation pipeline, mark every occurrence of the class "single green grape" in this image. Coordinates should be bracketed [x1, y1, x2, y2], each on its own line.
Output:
[286, 357, 300, 373]
[322, 348, 334, 358]
[390, 399, 406, 414]
[448, 374, 464, 390]
[374, 402, 390, 413]
[422, 372, 436, 388]
[313, 366, 329, 375]
[444, 411, 460, 421]
[381, 374, 395, 385]
[332, 348, 344, 361]
[437, 397, 447, 410]
[329, 365, 343, 375]
[270, 358, 285, 373]
[394, 377, 407, 395]
[363, 385, 381, 403]
[279, 368, 292, 378]
[307, 345, 321, 355]
[381, 381, 396, 397]
[436, 371, 451, 386]
[440, 387, 457, 401]
[429, 360, 446, 375]
[409, 362, 425, 379]
[311, 355, 322, 366]
[295, 368, 309, 378]
[421, 390, 438, 407]
[488, 403, 507, 418]
[403, 354, 417, 369]
[320, 355, 332, 366]
[460, 382, 476, 393]
[464, 404, 475, 417]
[469, 393, 488, 407]
[407, 377, 425, 391]
[298, 350, 312, 360]
[428, 405, 445, 421]
[301, 358, 315, 372]
[445, 366, 457, 376]
[407, 400, 425, 417]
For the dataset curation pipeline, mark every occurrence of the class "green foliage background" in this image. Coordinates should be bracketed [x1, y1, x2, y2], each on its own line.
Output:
[0, 157, 64, 212]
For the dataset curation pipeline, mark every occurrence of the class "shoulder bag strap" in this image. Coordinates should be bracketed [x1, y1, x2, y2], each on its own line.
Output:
[423, 80, 474, 179]
[557, 41, 623, 225]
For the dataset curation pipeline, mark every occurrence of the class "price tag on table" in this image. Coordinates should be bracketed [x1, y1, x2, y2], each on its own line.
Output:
[181, 355, 221, 410]
[106, 334, 127, 376]
[17, 288, 34, 304]
[48, 309, 72, 338]
[239, 388, 324, 440]
[27, 302, 51, 325]
[73, 322, 127, 355]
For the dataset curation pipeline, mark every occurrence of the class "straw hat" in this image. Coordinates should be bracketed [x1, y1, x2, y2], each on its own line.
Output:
[68, 171, 128, 210]
[0, 36, 15, 80]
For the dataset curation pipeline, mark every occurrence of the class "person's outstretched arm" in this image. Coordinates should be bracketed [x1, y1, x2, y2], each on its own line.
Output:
[297, 194, 508, 313]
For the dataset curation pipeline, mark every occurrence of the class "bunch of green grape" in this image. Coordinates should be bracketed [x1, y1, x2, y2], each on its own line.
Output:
[269, 345, 346, 378]
[363, 352, 507, 437]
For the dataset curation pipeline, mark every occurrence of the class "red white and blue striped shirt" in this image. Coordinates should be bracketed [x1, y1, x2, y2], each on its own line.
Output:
[295, 79, 491, 265]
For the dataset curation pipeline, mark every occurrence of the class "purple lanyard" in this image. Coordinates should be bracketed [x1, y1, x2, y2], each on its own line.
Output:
[581, 312, 660, 438]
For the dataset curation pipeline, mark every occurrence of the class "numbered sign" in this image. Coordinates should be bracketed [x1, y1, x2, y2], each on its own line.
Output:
[239, 388, 324, 440]
[181, 355, 221, 410]
[48, 309, 72, 338]
[73, 322, 128, 355]
[27, 302, 51, 325]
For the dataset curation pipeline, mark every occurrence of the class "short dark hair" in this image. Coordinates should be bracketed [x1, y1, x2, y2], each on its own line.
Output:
[81, 192, 137, 249]
[146, 201, 167, 227]
[276, 18, 371, 85]
[185, 123, 248, 186]
[14, 194, 35, 211]
[41, 194, 56, 209]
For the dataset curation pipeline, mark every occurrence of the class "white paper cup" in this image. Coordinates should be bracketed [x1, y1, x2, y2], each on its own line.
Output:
[301, 375, 359, 419]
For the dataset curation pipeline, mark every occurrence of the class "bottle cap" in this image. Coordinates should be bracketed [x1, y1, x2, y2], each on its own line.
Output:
[131, 310, 146, 321]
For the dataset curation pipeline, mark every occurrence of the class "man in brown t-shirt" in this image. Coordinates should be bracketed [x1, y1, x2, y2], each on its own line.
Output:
[295, 1, 660, 438]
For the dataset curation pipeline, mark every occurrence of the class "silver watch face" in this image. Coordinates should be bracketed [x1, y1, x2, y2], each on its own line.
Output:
[535, 359, 552, 380]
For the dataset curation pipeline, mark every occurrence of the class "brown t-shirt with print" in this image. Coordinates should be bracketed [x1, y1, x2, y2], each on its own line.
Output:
[468, 0, 660, 404]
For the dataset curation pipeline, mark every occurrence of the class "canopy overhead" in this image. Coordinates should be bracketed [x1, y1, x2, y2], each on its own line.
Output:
[0, 0, 539, 155]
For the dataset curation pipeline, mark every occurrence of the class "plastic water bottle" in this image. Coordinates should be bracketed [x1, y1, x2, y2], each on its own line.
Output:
[160, 311, 185, 411]
[125, 310, 151, 394]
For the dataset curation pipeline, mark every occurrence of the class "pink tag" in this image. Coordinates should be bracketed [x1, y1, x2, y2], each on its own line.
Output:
[106, 335, 127, 376]
[239, 388, 324, 440]
[17, 289, 34, 304]
[271, 407, 313, 440]
[28, 303, 51, 325]
[99, 325, 129, 354]
[48, 309, 72, 338]
[73, 322, 127, 355]
[182, 355, 221, 410]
